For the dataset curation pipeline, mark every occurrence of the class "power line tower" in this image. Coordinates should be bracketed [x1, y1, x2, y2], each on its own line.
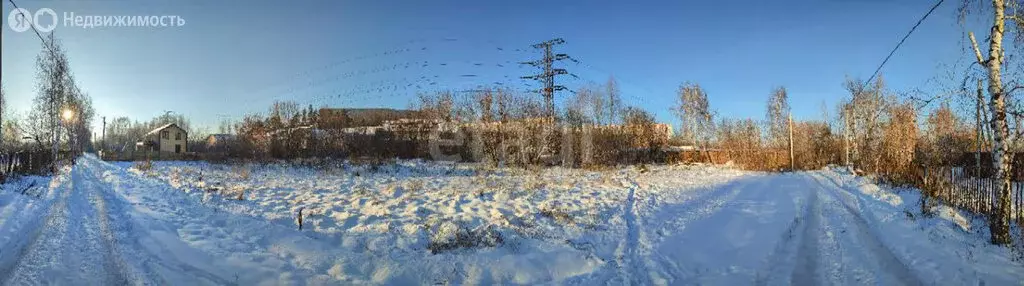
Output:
[521, 38, 576, 119]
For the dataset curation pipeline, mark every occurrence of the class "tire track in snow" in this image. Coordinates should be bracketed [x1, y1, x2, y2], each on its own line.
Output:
[616, 175, 645, 285]
[2, 162, 131, 285]
[752, 186, 808, 286]
[85, 158, 238, 285]
[83, 158, 233, 285]
[639, 175, 764, 283]
[754, 174, 868, 285]
[73, 163, 134, 285]
[790, 180, 824, 285]
[808, 172, 922, 286]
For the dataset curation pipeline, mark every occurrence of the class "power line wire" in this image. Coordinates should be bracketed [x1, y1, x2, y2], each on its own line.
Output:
[862, 0, 945, 89]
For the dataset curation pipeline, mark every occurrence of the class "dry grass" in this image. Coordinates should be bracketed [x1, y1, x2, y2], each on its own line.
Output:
[583, 164, 615, 172]
[524, 176, 547, 192]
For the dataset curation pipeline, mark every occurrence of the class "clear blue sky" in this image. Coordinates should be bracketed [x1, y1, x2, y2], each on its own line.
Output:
[1, 0, 975, 133]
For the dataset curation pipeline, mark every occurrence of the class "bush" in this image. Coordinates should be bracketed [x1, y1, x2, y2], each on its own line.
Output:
[232, 165, 250, 180]
[133, 160, 153, 171]
[539, 208, 574, 225]
[427, 221, 503, 254]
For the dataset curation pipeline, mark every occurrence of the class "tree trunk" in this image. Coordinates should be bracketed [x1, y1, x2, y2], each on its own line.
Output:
[982, 0, 1013, 245]
[977, 79, 984, 178]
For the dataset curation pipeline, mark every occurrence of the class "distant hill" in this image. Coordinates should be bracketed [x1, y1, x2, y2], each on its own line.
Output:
[318, 108, 421, 128]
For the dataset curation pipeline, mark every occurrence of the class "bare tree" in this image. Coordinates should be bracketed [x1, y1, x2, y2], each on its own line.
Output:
[417, 91, 455, 122]
[841, 77, 889, 172]
[1, 82, 5, 149]
[766, 87, 791, 149]
[66, 87, 95, 154]
[880, 101, 918, 180]
[921, 103, 969, 167]
[476, 90, 494, 123]
[673, 83, 702, 145]
[566, 87, 595, 127]
[567, 85, 604, 126]
[622, 106, 660, 163]
[218, 119, 234, 134]
[673, 82, 716, 163]
[606, 76, 622, 125]
[29, 34, 77, 157]
[104, 117, 135, 151]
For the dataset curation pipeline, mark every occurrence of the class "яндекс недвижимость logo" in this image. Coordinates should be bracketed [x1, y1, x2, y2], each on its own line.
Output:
[8, 7, 184, 32]
[8, 8, 56, 33]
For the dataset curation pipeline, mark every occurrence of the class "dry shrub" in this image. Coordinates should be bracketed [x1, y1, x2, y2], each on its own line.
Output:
[170, 168, 182, 184]
[405, 179, 424, 192]
[474, 188, 488, 199]
[235, 188, 246, 200]
[133, 160, 153, 171]
[524, 176, 546, 191]
[353, 186, 371, 197]
[427, 221, 503, 254]
[539, 208, 574, 225]
[232, 165, 251, 180]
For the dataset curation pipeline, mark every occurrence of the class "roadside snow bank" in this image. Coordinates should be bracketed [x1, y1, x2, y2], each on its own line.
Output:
[0, 170, 67, 279]
[814, 167, 1024, 285]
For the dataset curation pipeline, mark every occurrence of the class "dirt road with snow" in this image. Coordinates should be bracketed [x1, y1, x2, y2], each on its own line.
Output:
[0, 157, 1020, 285]
[0, 157, 345, 285]
[0, 159, 135, 285]
[626, 171, 1020, 285]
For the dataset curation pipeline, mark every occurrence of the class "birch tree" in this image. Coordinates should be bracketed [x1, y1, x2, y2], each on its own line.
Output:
[605, 76, 622, 125]
[673, 82, 715, 163]
[29, 34, 76, 156]
[961, 0, 1022, 245]
[674, 82, 713, 146]
[841, 77, 888, 172]
[766, 87, 791, 149]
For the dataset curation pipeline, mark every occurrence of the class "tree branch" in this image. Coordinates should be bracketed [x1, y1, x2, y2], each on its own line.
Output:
[969, 31, 987, 65]
[1004, 81, 1024, 95]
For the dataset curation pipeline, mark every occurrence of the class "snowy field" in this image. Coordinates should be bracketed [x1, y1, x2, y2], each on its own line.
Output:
[0, 155, 1022, 285]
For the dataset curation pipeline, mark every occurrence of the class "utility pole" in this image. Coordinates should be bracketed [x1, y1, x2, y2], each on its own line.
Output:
[789, 111, 795, 170]
[521, 38, 576, 119]
[843, 106, 851, 167]
[102, 116, 107, 154]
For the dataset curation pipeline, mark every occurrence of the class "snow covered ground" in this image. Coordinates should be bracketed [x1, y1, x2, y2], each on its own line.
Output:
[0, 156, 1021, 285]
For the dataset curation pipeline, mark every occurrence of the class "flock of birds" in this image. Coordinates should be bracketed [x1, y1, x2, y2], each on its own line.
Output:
[246, 37, 594, 108]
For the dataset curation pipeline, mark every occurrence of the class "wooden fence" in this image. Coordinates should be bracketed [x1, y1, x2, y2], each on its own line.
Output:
[920, 166, 1024, 220]
[100, 150, 201, 161]
[0, 149, 73, 182]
